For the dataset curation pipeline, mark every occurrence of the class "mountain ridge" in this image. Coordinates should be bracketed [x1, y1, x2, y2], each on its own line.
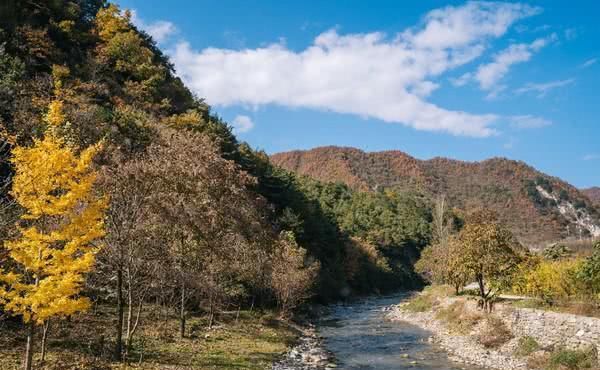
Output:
[583, 187, 600, 206]
[271, 146, 600, 246]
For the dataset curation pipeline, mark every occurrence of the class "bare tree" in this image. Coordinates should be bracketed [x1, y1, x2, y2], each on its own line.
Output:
[98, 154, 155, 361]
[432, 194, 449, 245]
[139, 125, 274, 336]
[271, 231, 319, 317]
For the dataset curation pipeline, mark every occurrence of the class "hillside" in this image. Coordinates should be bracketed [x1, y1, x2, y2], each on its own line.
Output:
[0, 2, 433, 368]
[271, 146, 600, 245]
[583, 187, 600, 206]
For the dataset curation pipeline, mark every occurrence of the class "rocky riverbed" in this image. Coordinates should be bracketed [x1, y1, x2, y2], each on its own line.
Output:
[388, 295, 600, 370]
[274, 294, 485, 370]
[272, 324, 336, 370]
[388, 299, 527, 370]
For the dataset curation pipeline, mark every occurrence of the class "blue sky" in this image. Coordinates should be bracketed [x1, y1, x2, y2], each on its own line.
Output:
[117, 0, 599, 188]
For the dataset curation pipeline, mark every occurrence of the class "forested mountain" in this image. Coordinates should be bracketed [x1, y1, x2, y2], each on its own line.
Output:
[0, 2, 439, 367]
[583, 187, 600, 206]
[272, 146, 600, 246]
[0, 4, 437, 367]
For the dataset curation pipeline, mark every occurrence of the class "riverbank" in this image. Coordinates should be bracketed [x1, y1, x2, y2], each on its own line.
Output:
[278, 294, 488, 370]
[272, 323, 336, 370]
[388, 289, 600, 370]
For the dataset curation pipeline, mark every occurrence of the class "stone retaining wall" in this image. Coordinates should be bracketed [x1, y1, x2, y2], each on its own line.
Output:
[499, 305, 600, 354]
[389, 297, 600, 369]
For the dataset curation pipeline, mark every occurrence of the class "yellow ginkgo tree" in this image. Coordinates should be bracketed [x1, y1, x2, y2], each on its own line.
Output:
[0, 100, 107, 370]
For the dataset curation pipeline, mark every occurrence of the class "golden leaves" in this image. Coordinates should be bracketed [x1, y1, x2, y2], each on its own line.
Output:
[95, 4, 130, 42]
[44, 100, 66, 127]
[0, 104, 107, 324]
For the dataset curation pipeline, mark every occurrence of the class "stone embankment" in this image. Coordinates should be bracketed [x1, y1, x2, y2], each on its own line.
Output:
[388, 296, 600, 370]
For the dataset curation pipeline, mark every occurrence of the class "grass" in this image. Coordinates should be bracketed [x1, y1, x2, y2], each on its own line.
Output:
[514, 336, 540, 357]
[546, 347, 598, 370]
[525, 346, 599, 370]
[435, 300, 482, 335]
[0, 306, 298, 370]
[403, 285, 453, 313]
[403, 295, 434, 313]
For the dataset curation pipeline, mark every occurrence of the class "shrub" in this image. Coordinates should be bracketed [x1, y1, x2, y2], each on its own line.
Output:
[513, 259, 583, 304]
[436, 300, 482, 334]
[514, 336, 540, 357]
[547, 347, 598, 370]
[543, 244, 573, 261]
[477, 316, 512, 348]
[578, 242, 600, 301]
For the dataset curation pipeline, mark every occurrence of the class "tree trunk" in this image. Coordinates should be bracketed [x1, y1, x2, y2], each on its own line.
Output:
[40, 320, 50, 363]
[179, 282, 186, 338]
[115, 267, 124, 361]
[125, 276, 133, 360]
[208, 293, 214, 330]
[23, 321, 34, 370]
[477, 275, 486, 300]
[476, 274, 491, 313]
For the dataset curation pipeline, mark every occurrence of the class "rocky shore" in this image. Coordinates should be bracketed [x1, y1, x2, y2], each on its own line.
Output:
[387, 299, 527, 370]
[387, 296, 600, 370]
[272, 324, 337, 370]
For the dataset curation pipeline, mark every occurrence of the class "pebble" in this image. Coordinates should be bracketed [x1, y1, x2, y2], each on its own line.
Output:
[387, 297, 600, 370]
[272, 327, 335, 370]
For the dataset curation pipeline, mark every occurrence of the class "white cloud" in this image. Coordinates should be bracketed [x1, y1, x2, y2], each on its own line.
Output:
[130, 10, 177, 43]
[583, 154, 600, 161]
[515, 78, 574, 97]
[170, 2, 540, 138]
[232, 115, 254, 133]
[473, 33, 556, 94]
[580, 58, 598, 68]
[450, 72, 472, 87]
[509, 115, 552, 129]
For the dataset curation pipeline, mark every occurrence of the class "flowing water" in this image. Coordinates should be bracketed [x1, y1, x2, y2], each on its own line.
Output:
[316, 294, 484, 370]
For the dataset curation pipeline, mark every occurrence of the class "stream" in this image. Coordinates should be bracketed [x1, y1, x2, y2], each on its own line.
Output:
[282, 294, 485, 370]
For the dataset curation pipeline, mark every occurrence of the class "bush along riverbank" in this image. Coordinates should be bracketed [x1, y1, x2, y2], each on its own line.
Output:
[388, 287, 600, 370]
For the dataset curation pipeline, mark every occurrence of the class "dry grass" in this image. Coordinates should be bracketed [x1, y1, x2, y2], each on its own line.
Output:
[0, 306, 298, 370]
[477, 315, 512, 349]
[525, 346, 599, 370]
[435, 300, 482, 335]
[403, 285, 453, 313]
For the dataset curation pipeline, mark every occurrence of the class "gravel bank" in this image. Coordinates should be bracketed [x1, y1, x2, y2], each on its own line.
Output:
[272, 324, 337, 370]
[387, 298, 528, 370]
